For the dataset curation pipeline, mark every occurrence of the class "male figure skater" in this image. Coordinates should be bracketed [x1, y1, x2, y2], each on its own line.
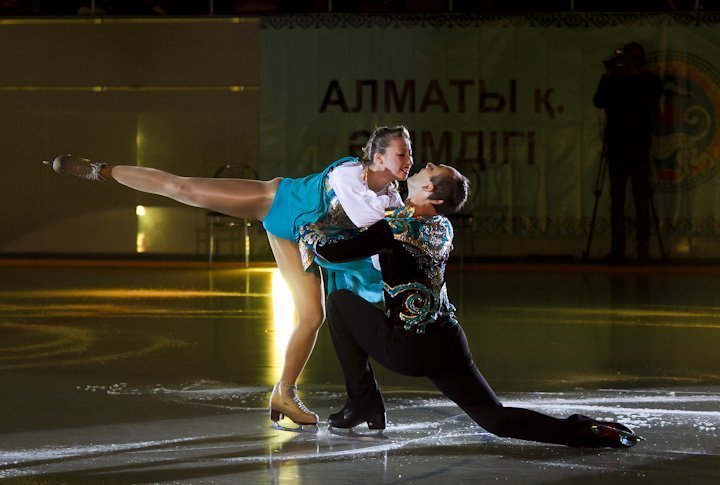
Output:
[302, 162, 642, 448]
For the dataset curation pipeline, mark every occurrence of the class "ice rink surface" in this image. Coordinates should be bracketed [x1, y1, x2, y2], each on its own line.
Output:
[0, 262, 719, 483]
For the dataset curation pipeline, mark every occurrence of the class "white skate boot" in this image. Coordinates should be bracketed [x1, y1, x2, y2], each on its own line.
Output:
[44, 154, 106, 181]
[269, 381, 318, 427]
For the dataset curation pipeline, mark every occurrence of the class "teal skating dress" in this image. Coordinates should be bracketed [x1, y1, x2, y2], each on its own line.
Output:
[262, 157, 401, 302]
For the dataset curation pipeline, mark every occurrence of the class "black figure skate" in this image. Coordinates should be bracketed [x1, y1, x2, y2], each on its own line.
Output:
[589, 421, 644, 448]
[328, 403, 386, 430]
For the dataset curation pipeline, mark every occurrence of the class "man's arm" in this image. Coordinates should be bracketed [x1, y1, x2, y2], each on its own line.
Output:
[311, 220, 395, 263]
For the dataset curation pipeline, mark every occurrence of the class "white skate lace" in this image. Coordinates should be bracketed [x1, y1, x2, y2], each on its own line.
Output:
[285, 385, 313, 414]
[73, 161, 106, 181]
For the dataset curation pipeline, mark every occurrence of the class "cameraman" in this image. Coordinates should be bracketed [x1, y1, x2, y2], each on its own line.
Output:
[593, 42, 662, 264]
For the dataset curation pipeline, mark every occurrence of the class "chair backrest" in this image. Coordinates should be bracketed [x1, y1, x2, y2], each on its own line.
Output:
[213, 163, 259, 180]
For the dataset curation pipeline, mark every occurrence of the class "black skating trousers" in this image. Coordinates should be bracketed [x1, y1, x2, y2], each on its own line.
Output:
[326, 289, 597, 447]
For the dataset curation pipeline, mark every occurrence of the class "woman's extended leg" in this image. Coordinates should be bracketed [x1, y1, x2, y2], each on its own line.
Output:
[50, 157, 325, 425]
[267, 233, 325, 425]
[103, 165, 279, 219]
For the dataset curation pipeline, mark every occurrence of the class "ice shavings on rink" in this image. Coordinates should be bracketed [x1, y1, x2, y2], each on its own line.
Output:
[2, 384, 719, 482]
[0, 437, 208, 464]
[75, 381, 720, 433]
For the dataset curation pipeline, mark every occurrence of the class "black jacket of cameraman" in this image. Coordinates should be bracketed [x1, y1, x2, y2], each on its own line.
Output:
[593, 67, 662, 159]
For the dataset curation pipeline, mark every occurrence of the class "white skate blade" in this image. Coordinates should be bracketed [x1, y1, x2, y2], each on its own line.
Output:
[328, 426, 387, 440]
[271, 421, 319, 434]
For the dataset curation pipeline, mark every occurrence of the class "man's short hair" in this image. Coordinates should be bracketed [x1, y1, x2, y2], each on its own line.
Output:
[623, 41, 647, 66]
[428, 169, 470, 215]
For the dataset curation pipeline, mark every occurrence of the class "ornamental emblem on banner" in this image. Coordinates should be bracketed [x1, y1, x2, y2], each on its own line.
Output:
[648, 52, 720, 192]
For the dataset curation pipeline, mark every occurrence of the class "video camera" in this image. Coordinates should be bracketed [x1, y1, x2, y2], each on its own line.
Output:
[603, 49, 633, 70]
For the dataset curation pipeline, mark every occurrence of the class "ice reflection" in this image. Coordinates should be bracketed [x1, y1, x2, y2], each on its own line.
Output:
[269, 269, 296, 382]
[267, 431, 315, 484]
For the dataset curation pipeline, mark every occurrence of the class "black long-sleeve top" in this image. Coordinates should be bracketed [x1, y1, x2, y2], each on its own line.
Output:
[301, 217, 458, 334]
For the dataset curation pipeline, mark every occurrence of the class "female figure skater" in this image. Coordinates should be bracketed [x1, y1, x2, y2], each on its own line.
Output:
[45, 126, 417, 427]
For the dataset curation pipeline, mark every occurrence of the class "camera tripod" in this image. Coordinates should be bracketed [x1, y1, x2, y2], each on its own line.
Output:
[582, 149, 667, 263]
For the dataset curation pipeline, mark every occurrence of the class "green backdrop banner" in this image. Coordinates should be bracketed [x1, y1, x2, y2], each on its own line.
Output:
[260, 14, 720, 237]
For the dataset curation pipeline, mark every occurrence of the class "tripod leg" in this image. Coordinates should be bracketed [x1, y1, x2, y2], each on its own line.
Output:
[583, 155, 608, 261]
[648, 191, 667, 262]
[584, 193, 601, 261]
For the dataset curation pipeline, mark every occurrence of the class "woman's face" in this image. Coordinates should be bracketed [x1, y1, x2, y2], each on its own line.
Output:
[373, 136, 413, 181]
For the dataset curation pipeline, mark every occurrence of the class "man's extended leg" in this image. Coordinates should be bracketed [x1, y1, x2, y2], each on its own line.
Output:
[430, 325, 639, 448]
[430, 364, 578, 446]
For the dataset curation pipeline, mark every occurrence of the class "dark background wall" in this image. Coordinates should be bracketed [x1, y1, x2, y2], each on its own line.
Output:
[0, 17, 259, 256]
[0, 1, 714, 259]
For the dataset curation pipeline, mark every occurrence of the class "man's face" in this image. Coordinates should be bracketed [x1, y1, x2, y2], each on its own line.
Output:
[407, 162, 457, 197]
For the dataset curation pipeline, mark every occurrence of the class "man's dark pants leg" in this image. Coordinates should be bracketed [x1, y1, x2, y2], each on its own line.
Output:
[326, 290, 585, 446]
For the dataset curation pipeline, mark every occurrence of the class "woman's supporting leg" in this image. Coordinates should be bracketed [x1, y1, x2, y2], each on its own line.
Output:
[104, 165, 279, 220]
[267, 233, 325, 425]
